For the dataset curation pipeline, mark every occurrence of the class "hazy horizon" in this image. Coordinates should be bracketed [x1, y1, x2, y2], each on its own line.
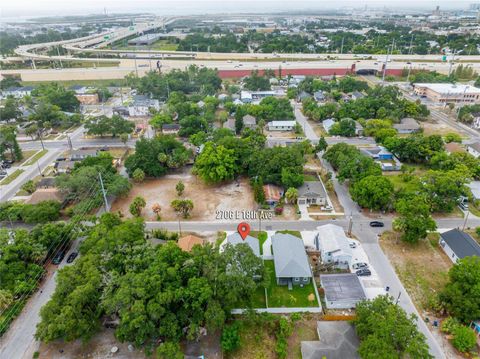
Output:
[1, 0, 477, 19]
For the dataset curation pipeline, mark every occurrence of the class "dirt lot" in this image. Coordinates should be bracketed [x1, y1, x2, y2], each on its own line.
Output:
[422, 119, 462, 137]
[264, 129, 296, 139]
[112, 168, 257, 221]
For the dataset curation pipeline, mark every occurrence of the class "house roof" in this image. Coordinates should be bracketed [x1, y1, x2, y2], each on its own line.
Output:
[226, 232, 260, 257]
[313, 91, 325, 99]
[320, 273, 366, 303]
[323, 118, 335, 132]
[440, 228, 480, 259]
[162, 123, 180, 130]
[271, 233, 311, 278]
[71, 149, 97, 158]
[55, 160, 76, 170]
[467, 142, 480, 153]
[242, 114, 256, 125]
[393, 117, 421, 131]
[468, 181, 480, 200]
[352, 91, 365, 98]
[177, 235, 204, 252]
[223, 118, 236, 131]
[301, 321, 360, 359]
[263, 184, 282, 202]
[298, 181, 326, 199]
[37, 177, 56, 188]
[316, 224, 352, 256]
[268, 121, 296, 127]
[25, 188, 63, 205]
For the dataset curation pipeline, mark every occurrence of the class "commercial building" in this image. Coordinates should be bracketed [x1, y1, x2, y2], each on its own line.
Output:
[413, 83, 480, 104]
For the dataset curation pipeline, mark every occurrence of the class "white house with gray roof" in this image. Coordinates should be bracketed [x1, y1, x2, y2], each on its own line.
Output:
[467, 142, 480, 158]
[271, 233, 312, 287]
[297, 181, 327, 207]
[224, 232, 261, 257]
[439, 228, 480, 263]
[316, 224, 352, 269]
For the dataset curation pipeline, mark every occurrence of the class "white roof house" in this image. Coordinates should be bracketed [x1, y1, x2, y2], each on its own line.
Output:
[315, 224, 352, 268]
[267, 121, 296, 131]
[468, 181, 480, 201]
[323, 118, 336, 133]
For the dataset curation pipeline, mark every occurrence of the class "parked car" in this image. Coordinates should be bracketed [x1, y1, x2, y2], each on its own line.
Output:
[349, 242, 357, 249]
[369, 221, 384, 227]
[356, 268, 372, 276]
[66, 252, 78, 263]
[52, 251, 66, 265]
[352, 262, 368, 270]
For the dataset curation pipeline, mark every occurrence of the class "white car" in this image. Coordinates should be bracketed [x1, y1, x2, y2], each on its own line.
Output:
[352, 262, 368, 270]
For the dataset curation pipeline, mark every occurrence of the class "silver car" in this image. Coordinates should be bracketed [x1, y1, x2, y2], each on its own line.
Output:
[352, 262, 368, 270]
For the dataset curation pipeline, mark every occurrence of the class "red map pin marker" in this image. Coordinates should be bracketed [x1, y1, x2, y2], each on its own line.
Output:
[237, 222, 251, 240]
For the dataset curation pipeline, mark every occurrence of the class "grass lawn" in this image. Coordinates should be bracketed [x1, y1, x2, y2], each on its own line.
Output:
[17, 150, 38, 165]
[151, 40, 179, 51]
[22, 150, 48, 166]
[303, 173, 318, 181]
[263, 261, 318, 308]
[250, 231, 268, 255]
[385, 174, 421, 192]
[0, 169, 24, 185]
[276, 230, 302, 239]
[379, 231, 451, 313]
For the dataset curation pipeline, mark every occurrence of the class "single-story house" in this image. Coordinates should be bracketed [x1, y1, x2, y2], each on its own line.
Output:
[75, 93, 99, 105]
[351, 91, 365, 100]
[466, 142, 480, 158]
[267, 121, 296, 131]
[393, 118, 421, 134]
[162, 123, 180, 135]
[127, 95, 160, 117]
[177, 235, 204, 252]
[301, 321, 360, 359]
[315, 224, 352, 269]
[242, 114, 257, 129]
[263, 184, 283, 206]
[297, 181, 327, 207]
[25, 188, 64, 205]
[439, 228, 480, 263]
[297, 91, 312, 102]
[240, 90, 284, 104]
[70, 149, 98, 161]
[225, 232, 261, 257]
[320, 273, 366, 309]
[361, 146, 393, 160]
[444, 142, 464, 154]
[313, 91, 325, 102]
[223, 118, 236, 131]
[54, 160, 76, 174]
[1, 86, 34, 99]
[355, 121, 364, 136]
[467, 181, 480, 202]
[69, 85, 89, 94]
[322, 118, 335, 133]
[271, 233, 312, 287]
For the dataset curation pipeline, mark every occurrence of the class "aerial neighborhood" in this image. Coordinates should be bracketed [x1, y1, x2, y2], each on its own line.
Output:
[1, 4, 480, 359]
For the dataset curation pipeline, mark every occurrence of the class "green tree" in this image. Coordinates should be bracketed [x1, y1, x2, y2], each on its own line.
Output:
[176, 180, 185, 196]
[0, 125, 22, 162]
[156, 342, 183, 359]
[452, 325, 477, 353]
[21, 180, 37, 194]
[243, 70, 271, 91]
[194, 142, 238, 183]
[85, 115, 134, 137]
[171, 199, 194, 218]
[315, 136, 328, 152]
[0, 96, 22, 121]
[393, 197, 437, 243]
[221, 323, 241, 353]
[132, 168, 145, 183]
[354, 295, 432, 359]
[440, 256, 480, 324]
[351, 175, 394, 211]
[31, 82, 80, 112]
[329, 118, 356, 137]
[129, 196, 146, 217]
[285, 187, 298, 204]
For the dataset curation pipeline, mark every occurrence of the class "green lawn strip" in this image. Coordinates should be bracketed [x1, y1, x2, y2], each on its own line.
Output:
[0, 169, 24, 185]
[17, 150, 37, 165]
[276, 230, 302, 239]
[303, 174, 318, 181]
[263, 260, 318, 308]
[250, 231, 268, 255]
[22, 150, 48, 167]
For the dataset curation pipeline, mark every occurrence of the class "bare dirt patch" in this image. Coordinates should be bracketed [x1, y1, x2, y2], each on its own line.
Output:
[422, 119, 461, 137]
[112, 168, 256, 221]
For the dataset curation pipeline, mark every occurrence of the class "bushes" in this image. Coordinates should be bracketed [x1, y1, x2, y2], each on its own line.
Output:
[0, 201, 61, 224]
[221, 323, 241, 354]
[451, 325, 477, 353]
[156, 342, 183, 359]
[150, 229, 179, 242]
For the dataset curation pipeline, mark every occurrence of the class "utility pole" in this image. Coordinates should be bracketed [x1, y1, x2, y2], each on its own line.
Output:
[395, 291, 401, 305]
[448, 49, 456, 76]
[340, 37, 344, 55]
[462, 210, 470, 231]
[36, 161, 43, 177]
[347, 212, 353, 236]
[99, 173, 109, 212]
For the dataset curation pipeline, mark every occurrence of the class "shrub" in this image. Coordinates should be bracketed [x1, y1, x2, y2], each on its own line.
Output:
[452, 325, 477, 353]
[221, 323, 240, 353]
[132, 168, 145, 183]
[151, 229, 179, 241]
[21, 180, 36, 194]
[156, 341, 183, 359]
[441, 317, 460, 334]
